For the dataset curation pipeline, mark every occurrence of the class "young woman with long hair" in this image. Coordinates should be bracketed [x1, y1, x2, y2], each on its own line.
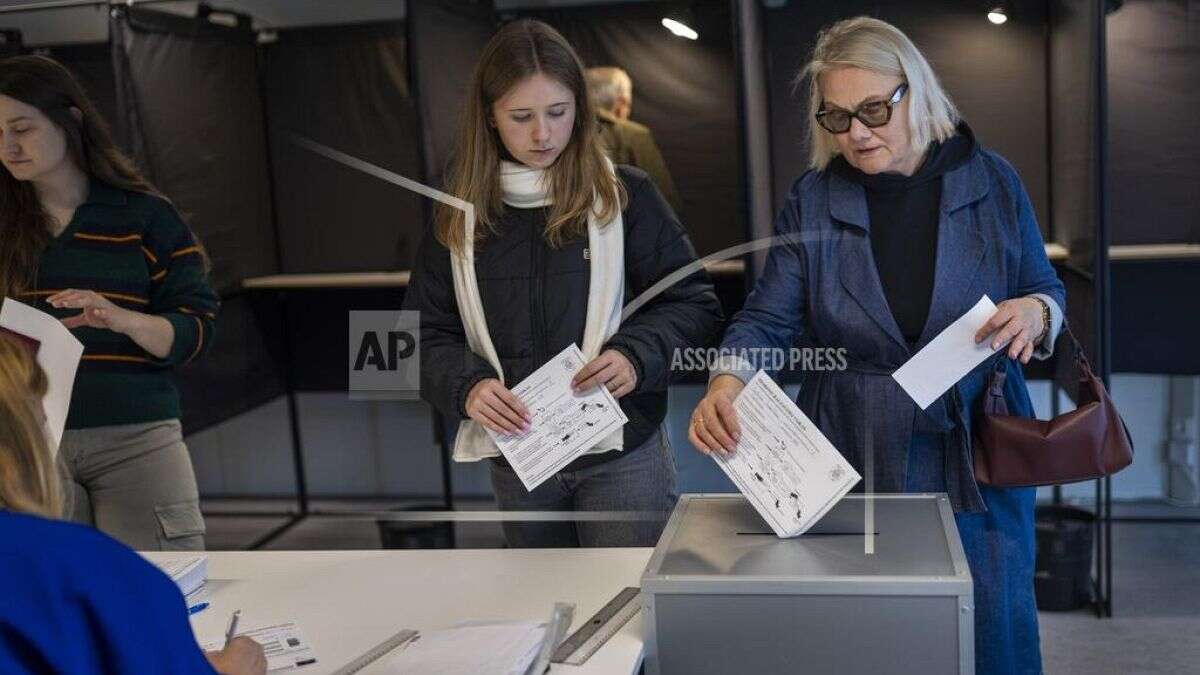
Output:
[0, 55, 218, 550]
[406, 19, 721, 547]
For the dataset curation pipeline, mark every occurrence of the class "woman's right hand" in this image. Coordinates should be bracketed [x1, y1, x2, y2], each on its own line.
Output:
[466, 378, 531, 435]
[205, 637, 267, 675]
[689, 374, 745, 456]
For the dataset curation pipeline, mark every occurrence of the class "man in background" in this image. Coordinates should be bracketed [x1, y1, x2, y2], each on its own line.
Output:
[585, 66, 682, 214]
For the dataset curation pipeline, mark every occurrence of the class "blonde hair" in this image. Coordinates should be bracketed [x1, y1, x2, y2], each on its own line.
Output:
[585, 66, 632, 113]
[798, 16, 959, 170]
[0, 332, 61, 518]
[436, 20, 625, 253]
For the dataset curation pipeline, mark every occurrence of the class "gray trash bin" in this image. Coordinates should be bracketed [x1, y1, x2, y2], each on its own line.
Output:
[641, 493, 974, 675]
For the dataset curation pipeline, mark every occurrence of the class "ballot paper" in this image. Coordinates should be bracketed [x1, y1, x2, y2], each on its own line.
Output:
[149, 555, 207, 598]
[0, 298, 84, 454]
[202, 622, 317, 671]
[373, 620, 546, 675]
[891, 295, 1003, 410]
[488, 344, 627, 491]
[713, 370, 861, 538]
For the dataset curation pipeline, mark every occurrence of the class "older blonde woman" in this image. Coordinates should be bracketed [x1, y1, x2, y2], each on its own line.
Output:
[689, 17, 1063, 674]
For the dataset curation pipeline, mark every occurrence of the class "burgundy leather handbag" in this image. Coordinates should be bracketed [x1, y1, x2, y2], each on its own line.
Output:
[973, 327, 1134, 487]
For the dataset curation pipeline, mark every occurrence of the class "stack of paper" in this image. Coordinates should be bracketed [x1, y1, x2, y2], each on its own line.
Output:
[375, 621, 547, 675]
[713, 371, 861, 537]
[152, 556, 208, 598]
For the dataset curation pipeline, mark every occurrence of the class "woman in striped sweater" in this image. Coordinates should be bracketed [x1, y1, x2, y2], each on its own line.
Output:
[0, 55, 218, 550]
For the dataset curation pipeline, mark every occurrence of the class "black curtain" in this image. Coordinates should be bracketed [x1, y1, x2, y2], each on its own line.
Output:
[110, 6, 277, 293]
[514, 2, 743, 257]
[263, 22, 425, 272]
[407, 0, 499, 192]
[763, 0, 1051, 235]
[109, 7, 284, 433]
[1048, 0, 1103, 382]
[1049, 0, 1101, 270]
[1105, 0, 1199, 374]
[1107, 0, 1200, 246]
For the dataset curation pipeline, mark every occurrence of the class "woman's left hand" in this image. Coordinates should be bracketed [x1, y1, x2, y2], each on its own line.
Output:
[974, 297, 1045, 364]
[48, 289, 137, 334]
[572, 349, 637, 399]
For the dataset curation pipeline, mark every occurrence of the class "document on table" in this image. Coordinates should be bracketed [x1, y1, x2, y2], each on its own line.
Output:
[372, 620, 547, 675]
[891, 295, 1002, 410]
[201, 622, 317, 671]
[0, 298, 84, 454]
[488, 344, 627, 491]
[713, 370, 861, 538]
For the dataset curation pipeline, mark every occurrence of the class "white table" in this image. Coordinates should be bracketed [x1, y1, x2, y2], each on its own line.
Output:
[144, 548, 651, 675]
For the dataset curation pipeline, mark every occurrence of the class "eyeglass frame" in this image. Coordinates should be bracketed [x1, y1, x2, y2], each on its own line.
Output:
[814, 83, 908, 134]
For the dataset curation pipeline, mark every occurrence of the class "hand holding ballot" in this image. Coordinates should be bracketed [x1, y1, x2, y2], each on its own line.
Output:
[689, 372, 745, 456]
[700, 371, 861, 537]
[973, 295, 1049, 364]
[571, 348, 638, 399]
[485, 344, 628, 491]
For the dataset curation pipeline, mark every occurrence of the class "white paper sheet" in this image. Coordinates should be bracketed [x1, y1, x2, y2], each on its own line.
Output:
[0, 298, 84, 454]
[488, 344, 627, 491]
[891, 295, 1003, 410]
[201, 622, 317, 671]
[713, 370, 861, 538]
[374, 621, 546, 675]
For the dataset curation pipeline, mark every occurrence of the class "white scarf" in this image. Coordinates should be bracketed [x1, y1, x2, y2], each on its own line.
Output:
[448, 159, 625, 461]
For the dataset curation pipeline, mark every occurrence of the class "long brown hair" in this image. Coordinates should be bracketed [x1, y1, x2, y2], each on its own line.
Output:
[435, 19, 625, 254]
[0, 332, 61, 518]
[0, 55, 167, 298]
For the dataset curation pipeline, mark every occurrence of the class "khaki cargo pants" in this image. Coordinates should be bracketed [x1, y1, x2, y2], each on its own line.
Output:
[60, 419, 206, 551]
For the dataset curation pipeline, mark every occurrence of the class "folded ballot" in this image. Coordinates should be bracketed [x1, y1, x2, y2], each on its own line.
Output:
[712, 371, 861, 537]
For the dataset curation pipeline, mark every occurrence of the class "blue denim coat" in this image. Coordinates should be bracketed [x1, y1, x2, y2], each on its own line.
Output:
[720, 149, 1066, 512]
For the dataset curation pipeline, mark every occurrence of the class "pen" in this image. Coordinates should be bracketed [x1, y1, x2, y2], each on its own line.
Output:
[187, 602, 209, 616]
[223, 609, 241, 649]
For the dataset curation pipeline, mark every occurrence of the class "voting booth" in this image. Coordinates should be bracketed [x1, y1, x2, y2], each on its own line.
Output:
[641, 494, 974, 675]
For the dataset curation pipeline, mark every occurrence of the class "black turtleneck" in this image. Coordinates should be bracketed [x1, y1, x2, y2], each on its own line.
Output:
[830, 122, 977, 346]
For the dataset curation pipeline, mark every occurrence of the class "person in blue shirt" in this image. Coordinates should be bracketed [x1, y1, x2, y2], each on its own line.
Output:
[0, 333, 265, 674]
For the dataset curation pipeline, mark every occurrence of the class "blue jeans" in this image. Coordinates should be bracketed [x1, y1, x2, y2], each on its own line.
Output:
[906, 431, 1043, 675]
[488, 426, 678, 548]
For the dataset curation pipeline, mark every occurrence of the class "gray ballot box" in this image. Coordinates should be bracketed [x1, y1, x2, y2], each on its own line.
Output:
[640, 493, 974, 675]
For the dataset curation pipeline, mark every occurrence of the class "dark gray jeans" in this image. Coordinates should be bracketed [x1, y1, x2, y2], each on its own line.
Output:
[488, 425, 678, 548]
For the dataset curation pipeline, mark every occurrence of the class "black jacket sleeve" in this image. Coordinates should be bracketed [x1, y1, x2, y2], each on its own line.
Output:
[403, 223, 499, 419]
[604, 169, 723, 393]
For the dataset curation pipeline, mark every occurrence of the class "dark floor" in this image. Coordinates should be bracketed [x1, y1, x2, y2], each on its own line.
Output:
[201, 498, 1200, 674]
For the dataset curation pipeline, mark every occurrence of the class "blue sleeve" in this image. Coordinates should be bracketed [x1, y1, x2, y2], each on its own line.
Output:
[0, 524, 216, 675]
[711, 178, 810, 383]
[997, 155, 1067, 358]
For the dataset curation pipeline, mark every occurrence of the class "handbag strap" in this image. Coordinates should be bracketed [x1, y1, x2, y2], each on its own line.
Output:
[1061, 323, 1097, 380]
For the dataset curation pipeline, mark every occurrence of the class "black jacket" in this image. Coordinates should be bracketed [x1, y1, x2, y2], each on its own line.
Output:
[405, 165, 722, 457]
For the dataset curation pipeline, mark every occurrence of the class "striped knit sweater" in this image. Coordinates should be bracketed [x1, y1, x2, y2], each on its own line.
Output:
[19, 179, 219, 429]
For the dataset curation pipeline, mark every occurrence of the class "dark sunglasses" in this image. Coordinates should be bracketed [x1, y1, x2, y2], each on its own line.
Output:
[815, 83, 908, 134]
